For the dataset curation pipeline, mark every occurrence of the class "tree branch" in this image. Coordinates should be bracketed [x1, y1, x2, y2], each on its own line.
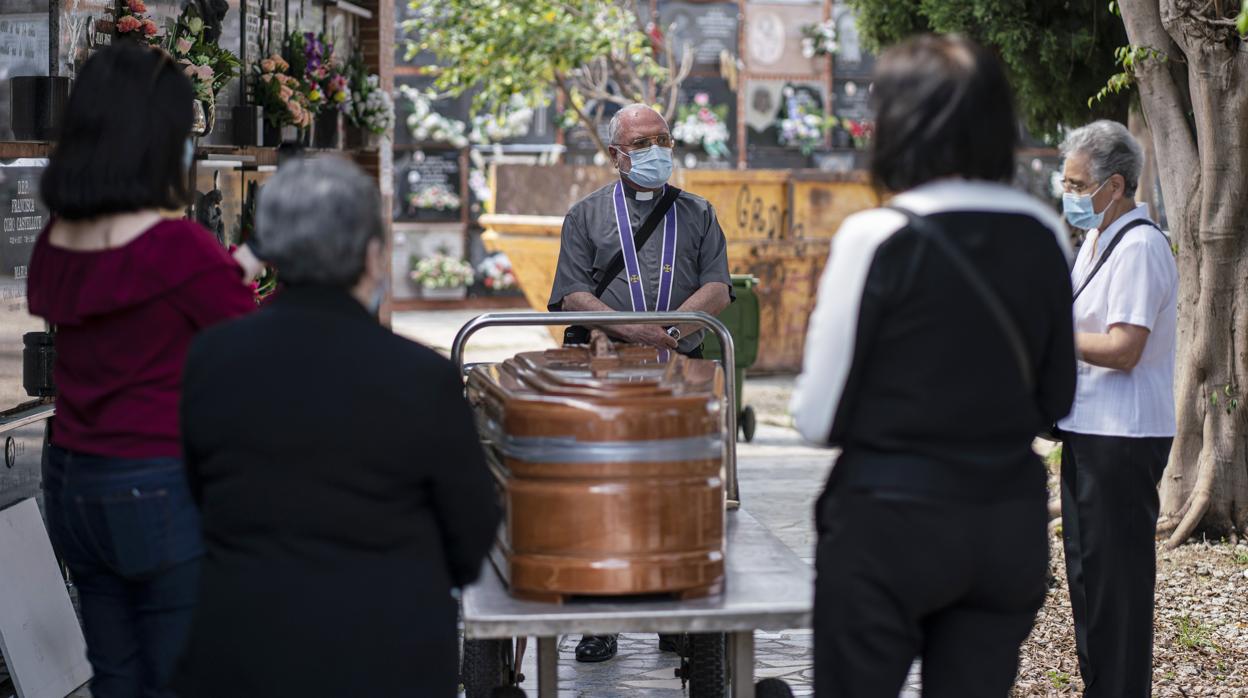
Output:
[554, 72, 610, 157]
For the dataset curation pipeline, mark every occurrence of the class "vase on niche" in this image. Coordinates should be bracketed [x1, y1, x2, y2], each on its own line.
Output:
[10, 76, 71, 141]
[233, 105, 261, 146]
[345, 125, 378, 150]
[191, 99, 217, 137]
[313, 109, 341, 149]
[421, 286, 467, 301]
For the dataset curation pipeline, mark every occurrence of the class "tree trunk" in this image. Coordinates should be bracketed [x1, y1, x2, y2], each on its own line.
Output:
[1119, 0, 1248, 546]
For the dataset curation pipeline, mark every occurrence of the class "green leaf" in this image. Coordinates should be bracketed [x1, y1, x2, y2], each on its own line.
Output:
[1238, 8, 1248, 37]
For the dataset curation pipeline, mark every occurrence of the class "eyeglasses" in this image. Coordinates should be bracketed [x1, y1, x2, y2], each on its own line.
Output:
[1061, 178, 1102, 196]
[614, 134, 674, 150]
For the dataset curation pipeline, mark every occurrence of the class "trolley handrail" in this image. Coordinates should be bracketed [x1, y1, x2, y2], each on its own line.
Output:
[450, 311, 740, 504]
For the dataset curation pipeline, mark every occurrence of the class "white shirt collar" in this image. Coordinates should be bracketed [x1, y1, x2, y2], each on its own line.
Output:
[635, 190, 654, 201]
[1090, 202, 1150, 249]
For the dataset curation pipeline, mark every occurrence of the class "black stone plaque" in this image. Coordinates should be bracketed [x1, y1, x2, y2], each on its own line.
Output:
[659, 1, 738, 69]
[0, 162, 52, 416]
[395, 148, 463, 222]
[0, 2, 51, 142]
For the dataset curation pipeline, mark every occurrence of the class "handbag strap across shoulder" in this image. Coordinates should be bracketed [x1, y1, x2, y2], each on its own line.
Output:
[887, 205, 1034, 392]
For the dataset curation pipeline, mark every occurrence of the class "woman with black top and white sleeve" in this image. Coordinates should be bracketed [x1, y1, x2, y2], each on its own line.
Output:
[790, 35, 1077, 697]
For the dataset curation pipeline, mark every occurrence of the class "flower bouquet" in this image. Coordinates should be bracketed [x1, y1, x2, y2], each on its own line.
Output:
[399, 85, 468, 147]
[477, 253, 517, 293]
[672, 92, 730, 159]
[411, 253, 474, 299]
[253, 53, 313, 134]
[407, 184, 461, 213]
[345, 53, 393, 144]
[800, 20, 838, 59]
[838, 117, 874, 149]
[113, 0, 161, 45]
[167, 4, 240, 136]
[469, 96, 534, 145]
[777, 88, 833, 155]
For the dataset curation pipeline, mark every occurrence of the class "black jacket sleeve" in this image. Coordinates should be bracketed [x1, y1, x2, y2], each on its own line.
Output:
[427, 361, 502, 587]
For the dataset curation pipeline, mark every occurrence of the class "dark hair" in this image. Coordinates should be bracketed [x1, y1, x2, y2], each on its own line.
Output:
[41, 43, 194, 220]
[869, 34, 1017, 193]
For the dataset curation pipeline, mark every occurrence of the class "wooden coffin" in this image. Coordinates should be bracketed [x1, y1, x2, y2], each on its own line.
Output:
[465, 340, 727, 601]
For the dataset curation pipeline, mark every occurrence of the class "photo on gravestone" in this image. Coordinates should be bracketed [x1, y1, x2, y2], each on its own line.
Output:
[658, 0, 737, 70]
[0, 1, 51, 142]
[395, 148, 462, 223]
[673, 76, 736, 170]
[0, 161, 52, 415]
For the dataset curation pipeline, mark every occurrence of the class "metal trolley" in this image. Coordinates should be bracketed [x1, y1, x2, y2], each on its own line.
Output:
[451, 312, 812, 698]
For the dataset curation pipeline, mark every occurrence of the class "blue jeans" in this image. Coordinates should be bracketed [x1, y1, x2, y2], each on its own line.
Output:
[42, 445, 204, 698]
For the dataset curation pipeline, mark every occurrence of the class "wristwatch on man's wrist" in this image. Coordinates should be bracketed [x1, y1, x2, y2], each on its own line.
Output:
[666, 326, 681, 341]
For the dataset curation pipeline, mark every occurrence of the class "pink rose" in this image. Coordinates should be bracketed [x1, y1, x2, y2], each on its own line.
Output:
[142, 18, 158, 36]
[116, 15, 141, 33]
[260, 58, 275, 73]
[175, 37, 193, 54]
[195, 64, 214, 81]
[260, 73, 273, 83]
[694, 92, 709, 106]
[128, 0, 147, 12]
[183, 65, 196, 78]
[278, 85, 293, 101]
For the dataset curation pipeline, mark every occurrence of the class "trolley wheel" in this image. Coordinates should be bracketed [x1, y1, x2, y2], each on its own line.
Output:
[740, 405, 757, 443]
[687, 632, 728, 698]
[755, 677, 795, 697]
[461, 638, 514, 698]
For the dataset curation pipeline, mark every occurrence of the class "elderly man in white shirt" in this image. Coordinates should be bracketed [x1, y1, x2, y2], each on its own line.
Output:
[1056, 120, 1178, 698]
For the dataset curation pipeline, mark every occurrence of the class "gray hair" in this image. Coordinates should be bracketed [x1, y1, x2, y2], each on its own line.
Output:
[254, 156, 382, 286]
[1059, 120, 1144, 197]
[608, 103, 659, 145]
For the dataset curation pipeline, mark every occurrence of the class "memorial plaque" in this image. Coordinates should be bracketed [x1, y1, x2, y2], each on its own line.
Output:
[0, 161, 51, 416]
[742, 3, 823, 78]
[659, 1, 738, 69]
[831, 4, 875, 79]
[0, 1, 51, 142]
[831, 77, 871, 122]
[394, 74, 471, 146]
[674, 76, 736, 165]
[395, 148, 462, 223]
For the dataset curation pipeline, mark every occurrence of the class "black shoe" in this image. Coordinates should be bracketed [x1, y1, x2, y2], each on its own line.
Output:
[658, 633, 683, 653]
[575, 634, 618, 663]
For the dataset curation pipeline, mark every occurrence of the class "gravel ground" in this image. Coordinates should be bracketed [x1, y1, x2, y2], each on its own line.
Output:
[1014, 463, 1248, 697]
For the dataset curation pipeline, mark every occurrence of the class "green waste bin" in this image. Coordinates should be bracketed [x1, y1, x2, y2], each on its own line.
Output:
[701, 274, 761, 442]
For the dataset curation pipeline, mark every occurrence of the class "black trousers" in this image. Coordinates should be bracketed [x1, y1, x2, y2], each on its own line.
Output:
[1060, 432, 1171, 697]
[814, 479, 1048, 697]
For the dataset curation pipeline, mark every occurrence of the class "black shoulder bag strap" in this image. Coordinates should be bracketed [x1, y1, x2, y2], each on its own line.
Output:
[888, 205, 1034, 393]
[1071, 218, 1158, 302]
[563, 186, 683, 345]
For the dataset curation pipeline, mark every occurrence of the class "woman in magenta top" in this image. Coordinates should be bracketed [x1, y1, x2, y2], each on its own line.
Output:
[26, 43, 255, 697]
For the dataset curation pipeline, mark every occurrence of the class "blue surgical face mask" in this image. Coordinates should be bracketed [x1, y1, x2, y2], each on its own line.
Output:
[1062, 179, 1109, 230]
[183, 137, 195, 171]
[621, 145, 674, 189]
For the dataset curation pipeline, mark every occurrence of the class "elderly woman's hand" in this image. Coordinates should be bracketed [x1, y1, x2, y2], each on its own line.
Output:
[232, 243, 266, 284]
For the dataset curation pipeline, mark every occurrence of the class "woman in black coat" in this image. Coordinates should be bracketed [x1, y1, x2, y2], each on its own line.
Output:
[791, 36, 1076, 697]
[172, 157, 500, 696]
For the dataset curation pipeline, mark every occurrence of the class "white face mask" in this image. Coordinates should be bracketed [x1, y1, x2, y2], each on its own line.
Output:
[367, 275, 389, 317]
[183, 137, 195, 171]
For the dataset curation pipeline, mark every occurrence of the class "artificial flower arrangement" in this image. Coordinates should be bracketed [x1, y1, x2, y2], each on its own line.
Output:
[469, 95, 534, 144]
[252, 53, 313, 130]
[285, 31, 328, 116]
[167, 5, 239, 114]
[345, 52, 394, 136]
[672, 92, 730, 159]
[399, 85, 469, 147]
[838, 117, 874, 149]
[800, 20, 838, 59]
[410, 253, 474, 289]
[777, 87, 832, 155]
[477, 253, 517, 292]
[407, 184, 461, 212]
[113, 0, 161, 44]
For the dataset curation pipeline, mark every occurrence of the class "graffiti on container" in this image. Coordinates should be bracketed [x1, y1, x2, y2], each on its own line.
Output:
[734, 185, 788, 240]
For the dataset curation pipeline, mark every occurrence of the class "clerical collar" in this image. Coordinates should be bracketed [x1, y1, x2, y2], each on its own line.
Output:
[621, 181, 663, 201]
